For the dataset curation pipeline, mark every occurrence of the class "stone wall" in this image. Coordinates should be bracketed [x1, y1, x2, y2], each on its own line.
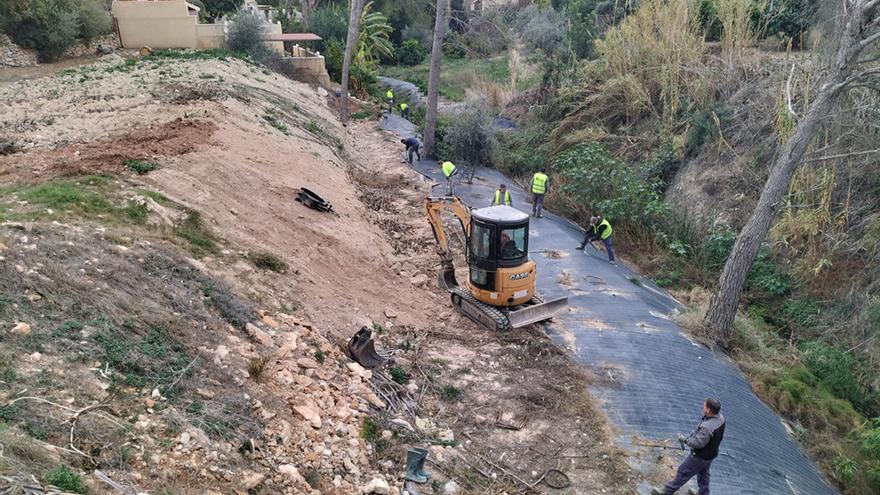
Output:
[0, 35, 38, 67]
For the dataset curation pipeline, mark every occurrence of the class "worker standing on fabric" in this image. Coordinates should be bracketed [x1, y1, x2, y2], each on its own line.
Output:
[577, 216, 615, 264]
[530, 168, 549, 218]
[440, 160, 457, 195]
[399, 102, 410, 119]
[386, 88, 394, 112]
[491, 184, 512, 207]
[400, 137, 421, 164]
[652, 398, 726, 495]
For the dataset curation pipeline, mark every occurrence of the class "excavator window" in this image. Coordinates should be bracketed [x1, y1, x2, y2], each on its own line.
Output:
[470, 221, 494, 259]
[500, 226, 527, 260]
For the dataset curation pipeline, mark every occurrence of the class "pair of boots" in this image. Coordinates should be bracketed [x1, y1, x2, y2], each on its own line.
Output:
[405, 447, 430, 484]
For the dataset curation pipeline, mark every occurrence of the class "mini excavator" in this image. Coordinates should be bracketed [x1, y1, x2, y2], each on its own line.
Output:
[425, 195, 568, 331]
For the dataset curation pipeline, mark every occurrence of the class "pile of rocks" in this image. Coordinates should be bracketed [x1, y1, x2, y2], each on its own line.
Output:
[0, 35, 38, 67]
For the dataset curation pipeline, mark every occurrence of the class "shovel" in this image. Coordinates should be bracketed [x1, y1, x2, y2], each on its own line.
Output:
[347, 326, 389, 368]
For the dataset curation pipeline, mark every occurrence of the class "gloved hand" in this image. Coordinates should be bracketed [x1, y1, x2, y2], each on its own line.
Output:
[677, 433, 687, 445]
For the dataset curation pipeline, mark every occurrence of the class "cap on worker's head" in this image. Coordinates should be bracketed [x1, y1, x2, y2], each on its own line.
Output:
[400, 139, 406, 144]
[540, 167, 546, 173]
[437, 160, 443, 164]
[589, 216, 598, 224]
[500, 184, 507, 189]
[705, 398, 721, 414]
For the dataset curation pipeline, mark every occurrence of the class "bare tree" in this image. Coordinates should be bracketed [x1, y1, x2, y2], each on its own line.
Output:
[423, 0, 451, 157]
[339, 0, 365, 122]
[299, 0, 318, 29]
[704, 0, 880, 347]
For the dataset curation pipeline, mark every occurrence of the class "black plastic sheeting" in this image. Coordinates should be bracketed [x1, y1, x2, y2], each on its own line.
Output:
[381, 114, 838, 494]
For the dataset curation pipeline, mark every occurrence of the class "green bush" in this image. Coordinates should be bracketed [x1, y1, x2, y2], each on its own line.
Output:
[201, 0, 243, 22]
[781, 298, 821, 328]
[437, 103, 497, 176]
[45, 465, 87, 494]
[226, 13, 274, 63]
[860, 420, 880, 458]
[745, 250, 791, 298]
[324, 38, 344, 83]
[801, 342, 865, 408]
[555, 142, 668, 232]
[0, 0, 110, 62]
[395, 39, 427, 66]
[701, 227, 736, 271]
[124, 159, 159, 175]
[496, 124, 550, 178]
[309, 4, 348, 52]
[755, 0, 817, 48]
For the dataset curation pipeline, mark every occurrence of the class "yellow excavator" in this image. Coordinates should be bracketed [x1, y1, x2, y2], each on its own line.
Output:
[425, 195, 568, 331]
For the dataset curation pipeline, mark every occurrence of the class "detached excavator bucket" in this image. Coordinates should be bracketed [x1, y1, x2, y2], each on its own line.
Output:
[347, 326, 389, 369]
[506, 296, 569, 329]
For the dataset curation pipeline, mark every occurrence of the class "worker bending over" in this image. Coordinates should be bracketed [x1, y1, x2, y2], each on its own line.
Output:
[401, 137, 421, 164]
[399, 102, 410, 119]
[531, 168, 548, 218]
[577, 216, 615, 265]
[491, 184, 511, 207]
[440, 160, 457, 195]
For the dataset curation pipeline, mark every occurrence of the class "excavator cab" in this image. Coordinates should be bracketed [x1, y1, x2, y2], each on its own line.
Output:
[425, 196, 567, 331]
[467, 206, 532, 304]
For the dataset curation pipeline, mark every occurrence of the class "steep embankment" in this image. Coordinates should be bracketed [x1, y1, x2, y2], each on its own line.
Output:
[0, 52, 639, 494]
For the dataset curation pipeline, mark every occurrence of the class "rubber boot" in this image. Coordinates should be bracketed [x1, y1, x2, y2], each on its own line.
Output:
[650, 488, 667, 495]
[405, 449, 428, 483]
[413, 447, 431, 479]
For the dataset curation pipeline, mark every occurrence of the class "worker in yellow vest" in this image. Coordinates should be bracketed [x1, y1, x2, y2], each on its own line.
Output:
[530, 168, 549, 218]
[439, 160, 457, 195]
[577, 216, 615, 264]
[399, 102, 410, 119]
[491, 184, 512, 207]
[386, 88, 394, 111]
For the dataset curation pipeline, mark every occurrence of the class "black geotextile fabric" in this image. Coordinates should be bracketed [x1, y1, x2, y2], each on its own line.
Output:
[382, 114, 837, 494]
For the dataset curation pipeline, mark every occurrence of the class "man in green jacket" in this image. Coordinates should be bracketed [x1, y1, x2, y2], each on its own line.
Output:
[491, 184, 512, 207]
[440, 160, 457, 195]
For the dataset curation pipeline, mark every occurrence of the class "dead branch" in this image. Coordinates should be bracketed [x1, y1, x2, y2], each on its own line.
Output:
[800, 148, 880, 163]
[785, 63, 798, 118]
[164, 356, 198, 393]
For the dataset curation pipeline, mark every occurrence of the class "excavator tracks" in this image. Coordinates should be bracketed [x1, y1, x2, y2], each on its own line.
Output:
[450, 287, 510, 332]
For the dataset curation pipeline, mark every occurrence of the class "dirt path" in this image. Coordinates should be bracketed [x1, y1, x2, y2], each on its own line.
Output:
[0, 55, 99, 86]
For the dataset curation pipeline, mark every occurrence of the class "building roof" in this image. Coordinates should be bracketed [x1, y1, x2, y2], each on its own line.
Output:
[263, 33, 322, 42]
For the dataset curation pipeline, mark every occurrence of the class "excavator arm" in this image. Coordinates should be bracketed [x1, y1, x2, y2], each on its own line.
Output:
[424, 196, 471, 290]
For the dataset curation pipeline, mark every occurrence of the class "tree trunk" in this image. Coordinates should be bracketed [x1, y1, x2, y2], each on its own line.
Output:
[338, 0, 365, 122]
[423, 0, 450, 158]
[299, 0, 316, 29]
[703, 2, 876, 346]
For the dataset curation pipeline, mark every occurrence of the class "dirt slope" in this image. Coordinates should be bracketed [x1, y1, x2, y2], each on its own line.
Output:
[0, 52, 637, 494]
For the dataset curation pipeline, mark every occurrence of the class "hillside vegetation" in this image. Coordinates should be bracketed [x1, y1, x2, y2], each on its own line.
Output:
[362, 0, 879, 491]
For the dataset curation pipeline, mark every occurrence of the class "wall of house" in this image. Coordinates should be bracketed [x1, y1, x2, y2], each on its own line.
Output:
[195, 24, 225, 49]
[112, 0, 199, 49]
[292, 54, 331, 86]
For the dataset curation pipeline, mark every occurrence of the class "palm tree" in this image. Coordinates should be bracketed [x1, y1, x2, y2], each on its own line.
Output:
[423, 0, 450, 157]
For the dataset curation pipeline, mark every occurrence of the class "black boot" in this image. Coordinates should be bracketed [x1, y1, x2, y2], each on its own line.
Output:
[413, 447, 431, 479]
[405, 449, 428, 483]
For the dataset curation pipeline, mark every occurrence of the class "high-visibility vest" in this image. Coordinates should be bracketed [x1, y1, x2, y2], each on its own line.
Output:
[594, 218, 613, 240]
[494, 190, 511, 206]
[400, 103, 408, 111]
[532, 172, 548, 194]
[442, 161, 456, 177]
[386, 89, 394, 99]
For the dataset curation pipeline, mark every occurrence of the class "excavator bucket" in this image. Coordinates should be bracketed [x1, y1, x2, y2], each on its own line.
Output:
[437, 266, 459, 292]
[347, 326, 389, 369]
[505, 296, 569, 329]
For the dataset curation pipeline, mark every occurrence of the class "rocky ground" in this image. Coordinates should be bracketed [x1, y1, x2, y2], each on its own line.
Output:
[0, 52, 637, 494]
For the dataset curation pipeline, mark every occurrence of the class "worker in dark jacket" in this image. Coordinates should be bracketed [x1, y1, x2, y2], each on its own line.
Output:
[401, 137, 421, 164]
[577, 216, 615, 264]
[652, 398, 726, 495]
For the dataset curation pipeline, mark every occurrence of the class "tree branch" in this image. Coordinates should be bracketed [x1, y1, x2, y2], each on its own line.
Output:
[859, 29, 880, 49]
[785, 63, 798, 117]
[800, 147, 880, 163]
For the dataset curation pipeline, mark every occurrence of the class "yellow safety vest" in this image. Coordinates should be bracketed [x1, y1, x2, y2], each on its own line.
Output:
[400, 103, 408, 111]
[532, 172, 548, 194]
[494, 190, 511, 206]
[594, 218, 613, 240]
[442, 161, 456, 177]
[386, 89, 394, 99]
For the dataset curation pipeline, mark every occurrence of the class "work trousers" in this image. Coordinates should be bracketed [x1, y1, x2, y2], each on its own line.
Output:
[532, 193, 544, 217]
[406, 145, 420, 164]
[664, 454, 712, 495]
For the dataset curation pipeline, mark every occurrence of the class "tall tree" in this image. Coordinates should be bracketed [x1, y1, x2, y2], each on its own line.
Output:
[339, 0, 365, 121]
[704, 0, 880, 347]
[299, 0, 317, 28]
[423, 0, 450, 157]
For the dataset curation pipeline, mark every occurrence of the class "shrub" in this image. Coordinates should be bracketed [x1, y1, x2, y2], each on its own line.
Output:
[324, 38, 344, 83]
[45, 465, 87, 494]
[395, 39, 427, 66]
[226, 13, 273, 63]
[389, 366, 408, 384]
[247, 355, 270, 380]
[860, 420, 880, 458]
[309, 4, 348, 52]
[555, 142, 668, 233]
[124, 159, 159, 175]
[1, 0, 111, 62]
[201, 0, 243, 22]
[77, 0, 111, 42]
[801, 342, 865, 408]
[756, 0, 818, 48]
[247, 251, 288, 273]
[745, 250, 791, 298]
[781, 298, 821, 328]
[438, 102, 497, 180]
